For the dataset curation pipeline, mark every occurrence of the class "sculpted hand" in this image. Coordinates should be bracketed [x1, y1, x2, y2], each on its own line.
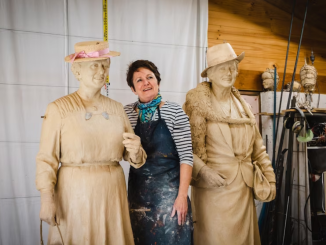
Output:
[199, 165, 227, 187]
[123, 133, 141, 162]
[171, 195, 188, 226]
[40, 191, 56, 226]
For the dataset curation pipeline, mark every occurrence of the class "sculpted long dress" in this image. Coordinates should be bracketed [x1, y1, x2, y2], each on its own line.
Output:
[36, 92, 146, 245]
[184, 82, 276, 245]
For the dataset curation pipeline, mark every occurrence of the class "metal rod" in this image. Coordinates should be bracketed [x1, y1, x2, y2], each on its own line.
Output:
[272, 1, 309, 241]
[286, 0, 310, 110]
[282, 117, 295, 244]
[282, 196, 290, 245]
[272, 0, 297, 168]
[261, 1, 298, 243]
[280, 1, 310, 238]
[272, 65, 277, 169]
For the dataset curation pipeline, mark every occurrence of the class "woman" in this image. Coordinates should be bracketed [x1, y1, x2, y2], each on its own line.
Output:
[184, 43, 276, 245]
[36, 41, 146, 245]
[124, 60, 193, 245]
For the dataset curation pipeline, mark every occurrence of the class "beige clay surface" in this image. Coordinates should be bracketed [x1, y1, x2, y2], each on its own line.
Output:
[184, 44, 276, 245]
[36, 59, 146, 245]
[300, 62, 317, 93]
[261, 68, 279, 91]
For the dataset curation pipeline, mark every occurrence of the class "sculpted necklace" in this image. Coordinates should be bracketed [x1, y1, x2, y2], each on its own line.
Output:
[76, 92, 109, 120]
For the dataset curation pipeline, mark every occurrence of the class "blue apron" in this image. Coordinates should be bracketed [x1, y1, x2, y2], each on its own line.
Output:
[128, 107, 193, 245]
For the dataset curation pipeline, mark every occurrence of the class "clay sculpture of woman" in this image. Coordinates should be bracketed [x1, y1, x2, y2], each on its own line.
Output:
[184, 43, 276, 245]
[124, 60, 193, 245]
[35, 41, 146, 245]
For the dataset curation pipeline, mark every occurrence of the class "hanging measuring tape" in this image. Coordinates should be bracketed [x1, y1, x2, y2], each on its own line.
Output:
[103, 0, 109, 97]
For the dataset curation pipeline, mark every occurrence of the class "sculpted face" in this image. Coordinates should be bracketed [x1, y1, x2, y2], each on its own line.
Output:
[263, 79, 274, 90]
[207, 61, 237, 88]
[75, 59, 110, 90]
[131, 67, 160, 103]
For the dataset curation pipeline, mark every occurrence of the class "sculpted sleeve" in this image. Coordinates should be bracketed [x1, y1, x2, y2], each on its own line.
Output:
[192, 154, 206, 181]
[184, 97, 207, 180]
[35, 103, 61, 193]
[251, 125, 276, 183]
[122, 108, 146, 169]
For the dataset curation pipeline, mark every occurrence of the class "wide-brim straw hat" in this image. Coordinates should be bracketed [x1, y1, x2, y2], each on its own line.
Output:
[201, 43, 245, 77]
[64, 41, 120, 63]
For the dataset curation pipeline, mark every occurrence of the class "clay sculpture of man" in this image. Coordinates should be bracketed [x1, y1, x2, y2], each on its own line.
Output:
[36, 41, 146, 245]
[299, 61, 317, 110]
[261, 68, 279, 91]
[184, 43, 276, 245]
[300, 60, 317, 93]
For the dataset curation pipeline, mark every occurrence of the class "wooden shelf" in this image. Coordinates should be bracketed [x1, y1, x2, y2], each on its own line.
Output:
[259, 108, 326, 116]
[258, 112, 284, 116]
[281, 108, 326, 114]
[307, 146, 326, 149]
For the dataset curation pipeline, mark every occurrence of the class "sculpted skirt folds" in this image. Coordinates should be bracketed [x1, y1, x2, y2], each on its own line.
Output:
[191, 120, 265, 245]
[50, 164, 133, 245]
[192, 169, 260, 245]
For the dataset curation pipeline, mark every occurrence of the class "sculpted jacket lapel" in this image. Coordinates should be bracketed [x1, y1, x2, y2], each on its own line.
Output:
[233, 93, 257, 159]
[217, 122, 233, 152]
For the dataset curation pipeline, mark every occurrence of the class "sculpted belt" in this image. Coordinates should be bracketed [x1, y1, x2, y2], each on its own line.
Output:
[206, 156, 252, 167]
[205, 156, 254, 187]
[61, 161, 119, 167]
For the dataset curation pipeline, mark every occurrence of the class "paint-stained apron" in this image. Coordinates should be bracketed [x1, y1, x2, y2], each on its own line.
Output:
[128, 107, 193, 245]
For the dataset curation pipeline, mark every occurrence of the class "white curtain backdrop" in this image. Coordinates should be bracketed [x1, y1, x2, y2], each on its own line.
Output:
[0, 0, 208, 244]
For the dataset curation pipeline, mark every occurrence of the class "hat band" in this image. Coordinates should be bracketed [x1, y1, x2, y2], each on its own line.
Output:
[208, 54, 237, 67]
[69, 48, 111, 63]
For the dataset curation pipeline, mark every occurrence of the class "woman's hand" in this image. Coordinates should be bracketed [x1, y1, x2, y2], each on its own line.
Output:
[171, 195, 188, 226]
[122, 133, 141, 162]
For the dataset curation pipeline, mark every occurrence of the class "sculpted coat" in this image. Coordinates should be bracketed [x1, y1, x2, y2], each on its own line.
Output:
[184, 82, 276, 245]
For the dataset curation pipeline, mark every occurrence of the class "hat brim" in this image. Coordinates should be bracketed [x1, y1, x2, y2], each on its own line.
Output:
[201, 52, 245, 78]
[64, 50, 120, 63]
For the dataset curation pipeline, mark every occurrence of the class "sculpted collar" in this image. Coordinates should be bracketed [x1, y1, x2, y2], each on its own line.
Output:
[191, 82, 256, 125]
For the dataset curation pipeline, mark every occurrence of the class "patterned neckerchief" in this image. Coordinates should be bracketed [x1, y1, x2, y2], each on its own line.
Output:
[137, 93, 162, 123]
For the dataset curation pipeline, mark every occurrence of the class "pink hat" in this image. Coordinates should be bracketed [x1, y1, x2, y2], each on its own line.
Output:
[65, 41, 120, 63]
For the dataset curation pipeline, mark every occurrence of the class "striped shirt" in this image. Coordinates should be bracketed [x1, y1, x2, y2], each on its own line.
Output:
[124, 101, 193, 167]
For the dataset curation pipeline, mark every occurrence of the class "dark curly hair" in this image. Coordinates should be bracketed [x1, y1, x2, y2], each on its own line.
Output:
[126, 60, 161, 90]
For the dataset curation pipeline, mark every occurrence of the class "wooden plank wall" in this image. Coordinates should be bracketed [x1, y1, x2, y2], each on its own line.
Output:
[208, 0, 326, 93]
